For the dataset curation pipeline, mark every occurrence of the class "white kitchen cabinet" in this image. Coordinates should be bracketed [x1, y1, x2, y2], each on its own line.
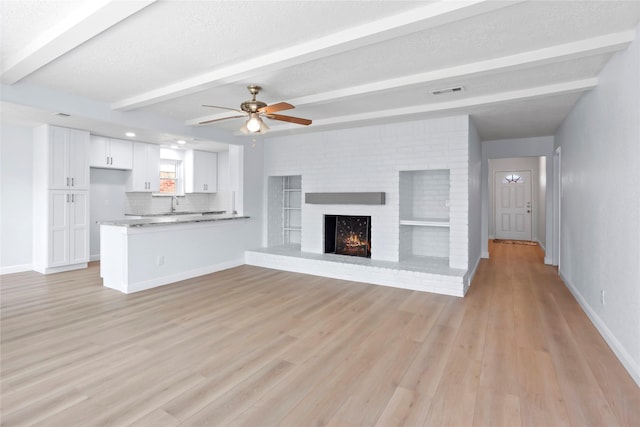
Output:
[185, 150, 217, 193]
[127, 142, 160, 192]
[90, 135, 133, 170]
[46, 125, 90, 190]
[48, 190, 89, 268]
[33, 124, 90, 273]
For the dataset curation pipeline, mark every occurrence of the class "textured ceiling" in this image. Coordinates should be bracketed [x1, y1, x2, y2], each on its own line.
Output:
[1, 0, 640, 150]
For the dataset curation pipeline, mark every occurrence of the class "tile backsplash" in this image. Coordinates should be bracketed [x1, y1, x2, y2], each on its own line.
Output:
[126, 192, 232, 214]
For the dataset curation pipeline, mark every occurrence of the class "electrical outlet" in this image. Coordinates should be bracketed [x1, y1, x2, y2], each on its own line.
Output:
[157, 255, 164, 266]
[601, 290, 605, 305]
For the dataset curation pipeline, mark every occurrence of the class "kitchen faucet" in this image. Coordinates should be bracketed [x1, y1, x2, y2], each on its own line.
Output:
[171, 196, 179, 212]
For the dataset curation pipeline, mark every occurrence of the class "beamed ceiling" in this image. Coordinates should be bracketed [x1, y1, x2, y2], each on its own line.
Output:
[2, 0, 640, 150]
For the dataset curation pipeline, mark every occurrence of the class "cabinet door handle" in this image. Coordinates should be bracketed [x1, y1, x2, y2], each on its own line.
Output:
[110, 157, 113, 165]
[106, 156, 109, 165]
[71, 177, 74, 186]
[66, 194, 70, 203]
[72, 194, 75, 203]
[66, 177, 70, 186]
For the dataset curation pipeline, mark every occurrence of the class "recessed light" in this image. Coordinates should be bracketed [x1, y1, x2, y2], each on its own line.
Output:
[177, 140, 186, 145]
[170, 145, 179, 149]
[125, 132, 136, 137]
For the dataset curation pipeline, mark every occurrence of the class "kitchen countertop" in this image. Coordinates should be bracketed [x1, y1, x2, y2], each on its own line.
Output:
[124, 210, 227, 217]
[100, 213, 250, 228]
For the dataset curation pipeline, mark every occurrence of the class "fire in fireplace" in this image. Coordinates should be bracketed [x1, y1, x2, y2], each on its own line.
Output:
[324, 215, 371, 258]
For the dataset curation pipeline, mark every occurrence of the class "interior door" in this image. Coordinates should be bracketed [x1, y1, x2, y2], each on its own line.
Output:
[495, 170, 532, 240]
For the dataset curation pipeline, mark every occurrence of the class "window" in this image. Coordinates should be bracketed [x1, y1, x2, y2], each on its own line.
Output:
[502, 174, 523, 184]
[158, 160, 183, 195]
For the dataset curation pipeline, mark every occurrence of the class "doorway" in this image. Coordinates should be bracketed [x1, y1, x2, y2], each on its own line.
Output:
[494, 170, 532, 240]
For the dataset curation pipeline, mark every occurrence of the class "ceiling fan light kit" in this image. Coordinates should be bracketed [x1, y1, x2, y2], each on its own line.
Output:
[200, 85, 312, 134]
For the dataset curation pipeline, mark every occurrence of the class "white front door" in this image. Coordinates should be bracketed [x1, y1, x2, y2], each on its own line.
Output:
[495, 170, 532, 240]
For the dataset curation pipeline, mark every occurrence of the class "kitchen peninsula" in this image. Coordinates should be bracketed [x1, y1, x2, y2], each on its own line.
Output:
[100, 213, 250, 294]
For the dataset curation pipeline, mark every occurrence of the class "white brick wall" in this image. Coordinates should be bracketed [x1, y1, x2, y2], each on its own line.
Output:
[264, 115, 470, 269]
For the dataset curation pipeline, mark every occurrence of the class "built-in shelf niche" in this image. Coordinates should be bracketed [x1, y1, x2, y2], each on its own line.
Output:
[267, 175, 302, 247]
[399, 169, 451, 262]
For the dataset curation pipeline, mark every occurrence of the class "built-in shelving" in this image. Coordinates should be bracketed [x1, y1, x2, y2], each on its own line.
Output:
[399, 169, 451, 262]
[266, 175, 303, 247]
[282, 176, 302, 245]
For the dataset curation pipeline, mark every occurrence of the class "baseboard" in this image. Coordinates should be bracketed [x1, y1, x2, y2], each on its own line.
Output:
[0, 264, 33, 275]
[537, 240, 546, 252]
[481, 251, 490, 259]
[559, 270, 640, 388]
[90, 254, 100, 262]
[464, 255, 482, 294]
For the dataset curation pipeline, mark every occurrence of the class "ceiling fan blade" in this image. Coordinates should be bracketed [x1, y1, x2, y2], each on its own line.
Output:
[258, 102, 294, 114]
[199, 115, 246, 125]
[202, 105, 244, 113]
[266, 114, 312, 126]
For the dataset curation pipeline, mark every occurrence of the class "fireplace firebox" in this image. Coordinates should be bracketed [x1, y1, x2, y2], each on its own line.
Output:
[324, 215, 371, 258]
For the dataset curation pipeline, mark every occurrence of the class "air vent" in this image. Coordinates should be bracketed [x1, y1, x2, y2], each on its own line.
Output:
[431, 86, 464, 95]
[54, 112, 71, 117]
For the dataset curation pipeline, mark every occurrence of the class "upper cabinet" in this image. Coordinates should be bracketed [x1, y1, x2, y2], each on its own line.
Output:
[40, 125, 90, 190]
[185, 150, 217, 193]
[89, 136, 133, 170]
[126, 142, 160, 192]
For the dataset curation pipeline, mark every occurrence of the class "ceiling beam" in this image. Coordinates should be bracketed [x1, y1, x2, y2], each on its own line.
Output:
[260, 78, 598, 135]
[186, 30, 630, 128]
[1, 0, 157, 85]
[112, 0, 525, 111]
[284, 31, 633, 107]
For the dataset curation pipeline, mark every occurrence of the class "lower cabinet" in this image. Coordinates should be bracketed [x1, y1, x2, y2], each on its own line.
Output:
[34, 190, 89, 273]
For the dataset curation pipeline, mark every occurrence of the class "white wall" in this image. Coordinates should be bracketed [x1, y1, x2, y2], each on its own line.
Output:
[488, 156, 540, 240]
[554, 22, 640, 386]
[0, 124, 34, 273]
[481, 136, 554, 262]
[240, 139, 264, 250]
[263, 115, 471, 269]
[537, 156, 546, 250]
[467, 120, 482, 288]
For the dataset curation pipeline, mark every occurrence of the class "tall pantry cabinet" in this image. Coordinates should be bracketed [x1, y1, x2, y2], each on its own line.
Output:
[33, 124, 90, 274]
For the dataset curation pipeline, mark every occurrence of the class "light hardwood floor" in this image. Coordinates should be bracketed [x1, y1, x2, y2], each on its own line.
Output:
[1, 242, 639, 426]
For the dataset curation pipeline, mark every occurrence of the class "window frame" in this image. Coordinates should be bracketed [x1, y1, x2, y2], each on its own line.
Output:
[155, 159, 184, 196]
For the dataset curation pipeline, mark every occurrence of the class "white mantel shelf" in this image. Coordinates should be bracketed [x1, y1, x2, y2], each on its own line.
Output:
[399, 217, 450, 227]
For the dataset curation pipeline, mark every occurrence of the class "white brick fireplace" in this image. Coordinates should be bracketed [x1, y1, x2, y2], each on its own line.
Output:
[246, 115, 482, 297]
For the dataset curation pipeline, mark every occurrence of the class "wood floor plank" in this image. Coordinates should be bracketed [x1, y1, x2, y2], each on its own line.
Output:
[1, 242, 639, 426]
